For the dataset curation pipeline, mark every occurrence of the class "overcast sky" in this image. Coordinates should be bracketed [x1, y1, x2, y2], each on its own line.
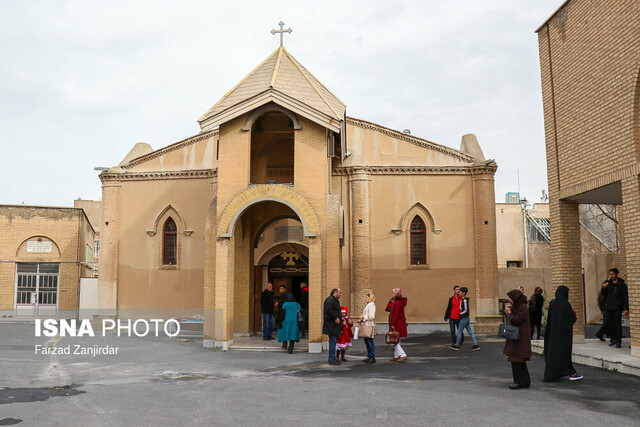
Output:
[0, 0, 561, 206]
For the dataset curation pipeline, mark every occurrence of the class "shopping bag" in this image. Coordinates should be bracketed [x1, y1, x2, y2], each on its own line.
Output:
[359, 324, 374, 338]
[353, 326, 360, 340]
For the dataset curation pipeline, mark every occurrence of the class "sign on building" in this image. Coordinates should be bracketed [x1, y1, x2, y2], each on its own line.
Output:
[26, 240, 53, 253]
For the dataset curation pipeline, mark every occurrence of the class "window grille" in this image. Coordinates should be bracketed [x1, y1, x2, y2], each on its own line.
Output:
[410, 216, 427, 265]
[163, 218, 178, 265]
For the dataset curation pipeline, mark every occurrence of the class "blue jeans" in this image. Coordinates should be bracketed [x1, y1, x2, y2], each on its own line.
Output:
[262, 313, 274, 338]
[449, 318, 463, 345]
[364, 337, 375, 359]
[328, 335, 338, 361]
[456, 317, 477, 346]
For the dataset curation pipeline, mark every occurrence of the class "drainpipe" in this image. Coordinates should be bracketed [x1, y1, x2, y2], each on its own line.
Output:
[522, 199, 529, 268]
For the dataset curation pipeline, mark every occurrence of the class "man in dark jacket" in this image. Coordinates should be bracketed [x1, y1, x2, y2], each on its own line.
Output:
[260, 283, 275, 340]
[323, 288, 342, 365]
[602, 268, 629, 348]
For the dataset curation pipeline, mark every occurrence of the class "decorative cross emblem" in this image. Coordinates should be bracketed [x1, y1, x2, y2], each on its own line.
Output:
[280, 251, 300, 266]
[271, 21, 292, 47]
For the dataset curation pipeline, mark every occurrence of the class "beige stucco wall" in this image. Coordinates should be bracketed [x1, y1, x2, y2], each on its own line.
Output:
[496, 203, 550, 268]
[498, 267, 552, 302]
[344, 120, 472, 168]
[125, 135, 218, 172]
[496, 203, 525, 267]
[115, 178, 214, 312]
[74, 199, 102, 233]
[336, 163, 481, 323]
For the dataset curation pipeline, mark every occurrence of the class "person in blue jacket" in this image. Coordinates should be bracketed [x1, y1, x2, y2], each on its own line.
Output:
[278, 293, 301, 354]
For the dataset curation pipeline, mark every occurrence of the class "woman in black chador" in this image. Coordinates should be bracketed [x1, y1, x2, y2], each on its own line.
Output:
[543, 286, 583, 382]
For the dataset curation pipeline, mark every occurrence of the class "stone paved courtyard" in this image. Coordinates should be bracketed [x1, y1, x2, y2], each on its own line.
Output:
[1, 323, 639, 426]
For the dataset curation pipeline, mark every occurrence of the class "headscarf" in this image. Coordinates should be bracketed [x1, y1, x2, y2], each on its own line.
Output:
[555, 285, 569, 300]
[287, 293, 296, 302]
[392, 288, 402, 298]
[507, 289, 526, 309]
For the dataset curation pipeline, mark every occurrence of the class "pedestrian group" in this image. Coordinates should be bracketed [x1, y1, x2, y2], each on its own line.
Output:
[260, 268, 630, 389]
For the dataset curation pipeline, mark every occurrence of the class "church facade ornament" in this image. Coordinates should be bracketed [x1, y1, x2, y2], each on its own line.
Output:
[100, 169, 217, 183]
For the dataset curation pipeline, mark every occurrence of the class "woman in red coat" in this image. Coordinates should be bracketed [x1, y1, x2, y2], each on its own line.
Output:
[386, 288, 408, 362]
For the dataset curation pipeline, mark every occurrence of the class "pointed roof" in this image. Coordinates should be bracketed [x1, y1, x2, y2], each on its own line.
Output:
[198, 47, 346, 133]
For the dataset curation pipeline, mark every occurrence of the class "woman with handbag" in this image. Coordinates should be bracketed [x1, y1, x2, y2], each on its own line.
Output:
[359, 293, 376, 364]
[278, 294, 301, 354]
[503, 289, 532, 390]
[386, 288, 408, 362]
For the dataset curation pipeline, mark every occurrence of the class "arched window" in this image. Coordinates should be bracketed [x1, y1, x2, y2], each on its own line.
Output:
[250, 111, 294, 184]
[410, 216, 426, 265]
[163, 218, 178, 265]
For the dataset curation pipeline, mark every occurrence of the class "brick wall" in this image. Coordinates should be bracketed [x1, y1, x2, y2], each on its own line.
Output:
[538, 0, 640, 343]
[538, 0, 640, 194]
[0, 206, 93, 312]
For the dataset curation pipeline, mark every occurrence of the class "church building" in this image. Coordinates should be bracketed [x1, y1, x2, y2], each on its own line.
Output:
[97, 35, 500, 352]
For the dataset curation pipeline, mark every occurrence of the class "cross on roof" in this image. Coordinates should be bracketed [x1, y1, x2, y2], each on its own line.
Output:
[271, 21, 292, 47]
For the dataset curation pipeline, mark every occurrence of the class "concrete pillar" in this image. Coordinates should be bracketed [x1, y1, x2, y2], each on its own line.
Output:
[307, 236, 323, 353]
[97, 177, 120, 316]
[211, 237, 234, 350]
[621, 176, 640, 356]
[550, 199, 585, 342]
[325, 194, 341, 303]
[348, 168, 372, 319]
[471, 171, 500, 332]
[233, 217, 251, 335]
[203, 199, 217, 348]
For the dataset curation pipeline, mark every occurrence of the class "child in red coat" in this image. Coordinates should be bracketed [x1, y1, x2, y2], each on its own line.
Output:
[336, 307, 354, 361]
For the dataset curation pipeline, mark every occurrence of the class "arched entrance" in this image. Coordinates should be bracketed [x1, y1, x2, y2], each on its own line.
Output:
[203, 185, 323, 352]
[251, 220, 309, 333]
[252, 239, 308, 333]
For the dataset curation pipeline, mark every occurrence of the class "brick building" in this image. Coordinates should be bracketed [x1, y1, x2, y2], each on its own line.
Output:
[97, 45, 501, 351]
[537, 0, 640, 353]
[0, 205, 95, 318]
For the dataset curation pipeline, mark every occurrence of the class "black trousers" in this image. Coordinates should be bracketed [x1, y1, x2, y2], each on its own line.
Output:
[530, 316, 542, 340]
[511, 362, 530, 386]
[604, 310, 623, 343]
[595, 321, 610, 339]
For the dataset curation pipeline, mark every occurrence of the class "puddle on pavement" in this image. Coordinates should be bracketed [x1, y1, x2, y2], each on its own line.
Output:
[0, 384, 85, 405]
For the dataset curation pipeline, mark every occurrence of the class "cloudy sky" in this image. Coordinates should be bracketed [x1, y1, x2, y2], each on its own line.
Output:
[0, 0, 561, 206]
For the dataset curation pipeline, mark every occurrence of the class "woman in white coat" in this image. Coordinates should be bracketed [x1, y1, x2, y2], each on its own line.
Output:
[359, 293, 376, 363]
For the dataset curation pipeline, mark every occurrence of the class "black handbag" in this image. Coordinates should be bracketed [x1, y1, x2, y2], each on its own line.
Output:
[498, 323, 519, 340]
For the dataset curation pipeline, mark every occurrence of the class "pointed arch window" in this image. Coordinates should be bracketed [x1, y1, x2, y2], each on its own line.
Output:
[410, 216, 427, 265]
[163, 218, 178, 265]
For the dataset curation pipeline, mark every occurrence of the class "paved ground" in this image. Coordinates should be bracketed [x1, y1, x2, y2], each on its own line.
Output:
[1, 323, 639, 426]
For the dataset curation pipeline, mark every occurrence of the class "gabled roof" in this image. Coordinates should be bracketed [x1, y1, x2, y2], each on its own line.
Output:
[198, 47, 346, 133]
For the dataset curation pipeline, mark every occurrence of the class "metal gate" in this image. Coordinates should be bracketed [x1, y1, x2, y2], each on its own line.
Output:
[15, 263, 59, 317]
